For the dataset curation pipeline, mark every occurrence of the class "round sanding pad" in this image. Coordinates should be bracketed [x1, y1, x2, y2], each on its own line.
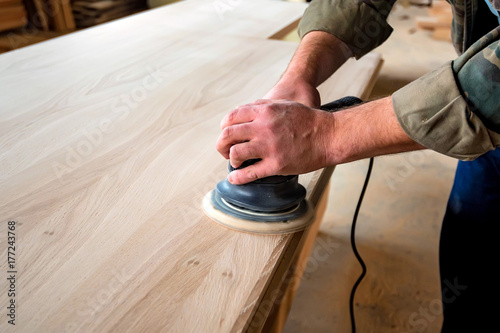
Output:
[202, 190, 314, 235]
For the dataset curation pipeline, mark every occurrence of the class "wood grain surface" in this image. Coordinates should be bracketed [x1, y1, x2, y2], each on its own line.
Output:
[0, 1, 382, 331]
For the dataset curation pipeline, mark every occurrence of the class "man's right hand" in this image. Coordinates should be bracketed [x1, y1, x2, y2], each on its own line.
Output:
[216, 96, 425, 185]
[215, 31, 357, 184]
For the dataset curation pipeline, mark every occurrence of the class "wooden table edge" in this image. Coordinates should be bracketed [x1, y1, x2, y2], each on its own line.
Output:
[237, 55, 384, 332]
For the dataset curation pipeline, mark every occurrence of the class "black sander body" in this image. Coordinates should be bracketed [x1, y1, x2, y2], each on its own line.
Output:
[203, 96, 363, 235]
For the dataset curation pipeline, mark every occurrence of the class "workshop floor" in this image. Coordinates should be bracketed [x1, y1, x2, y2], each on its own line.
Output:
[283, 3, 459, 333]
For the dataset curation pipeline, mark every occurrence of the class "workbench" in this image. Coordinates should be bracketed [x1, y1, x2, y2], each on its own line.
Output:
[0, 0, 382, 331]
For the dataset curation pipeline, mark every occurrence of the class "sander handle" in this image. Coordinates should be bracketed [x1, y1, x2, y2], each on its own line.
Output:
[320, 96, 363, 112]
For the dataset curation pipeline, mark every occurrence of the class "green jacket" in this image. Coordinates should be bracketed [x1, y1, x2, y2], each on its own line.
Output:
[298, 0, 500, 160]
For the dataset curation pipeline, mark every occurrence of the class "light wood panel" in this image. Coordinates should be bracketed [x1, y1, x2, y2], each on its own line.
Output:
[83, 0, 308, 40]
[0, 0, 382, 331]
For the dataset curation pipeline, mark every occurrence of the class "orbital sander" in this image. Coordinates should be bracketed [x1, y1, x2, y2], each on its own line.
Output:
[203, 96, 363, 235]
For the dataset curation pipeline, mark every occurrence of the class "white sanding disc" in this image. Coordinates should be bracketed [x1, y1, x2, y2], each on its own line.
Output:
[202, 190, 315, 235]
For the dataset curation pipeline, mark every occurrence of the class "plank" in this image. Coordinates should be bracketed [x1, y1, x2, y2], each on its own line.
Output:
[47, 0, 67, 31]
[245, 56, 382, 331]
[0, 4, 27, 32]
[31, 0, 50, 31]
[415, 15, 452, 30]
[0, 0, 23, 6]
[0, 17, 27, 32]
[0, 3, 24, 16]
[0, 0, 382, 331]
[428, 0, 452, 16]
[91, 0, 308, 40]
[72, 0, 145, 27]
[415, 0, 452, 36]
[74, 3, 146, 27]
[61, 0, 76, 30]
[0, 30, 65, 54]
[432, 27, 452, 41]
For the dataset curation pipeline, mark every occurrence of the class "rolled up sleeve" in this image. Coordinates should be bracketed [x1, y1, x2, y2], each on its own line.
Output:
[392, 26, 500, 160]
[298, 0, 396, 59]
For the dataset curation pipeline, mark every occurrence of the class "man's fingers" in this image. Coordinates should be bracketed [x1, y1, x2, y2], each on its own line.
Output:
[220, 99, 285, 129]
[227, 161, 273, 185]
[220, 106, 256, 129]
[229, 143, 261, 169]
[216, 123, 255, 158]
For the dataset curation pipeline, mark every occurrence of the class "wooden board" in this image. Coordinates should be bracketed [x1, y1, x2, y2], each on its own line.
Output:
[0, 0, 382, 331]
[108, 0, 309, 40]
[415, 0, 452, 41]
[31, 0, 50, 31]
[0, 3, 27, 32]
[72, 0, 146, 28]
[0, 0, 24, 6]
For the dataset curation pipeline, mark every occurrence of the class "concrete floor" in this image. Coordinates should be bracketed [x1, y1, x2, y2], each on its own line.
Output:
[283, 3, 459, 333]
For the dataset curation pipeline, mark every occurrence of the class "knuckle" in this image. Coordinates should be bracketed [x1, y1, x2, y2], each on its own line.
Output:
[229, 145, 239, 160]
[262, 104, 274, 115]
[268, 119, 278, 132]
[221, 126, 232, 140]
[227, 110, 237, 123]
[246, 167, 259, 181]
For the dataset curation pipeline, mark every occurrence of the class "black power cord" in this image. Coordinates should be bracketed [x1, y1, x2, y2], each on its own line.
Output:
[349, 157, 374, 333]
[320, 96, 372, 333]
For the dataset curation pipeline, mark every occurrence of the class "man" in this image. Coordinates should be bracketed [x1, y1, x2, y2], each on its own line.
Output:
[216, 0, 499, 331]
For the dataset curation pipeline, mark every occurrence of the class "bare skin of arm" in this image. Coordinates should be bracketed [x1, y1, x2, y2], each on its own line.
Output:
[263, 31, 352, 108]
[216, 31, 424, 185]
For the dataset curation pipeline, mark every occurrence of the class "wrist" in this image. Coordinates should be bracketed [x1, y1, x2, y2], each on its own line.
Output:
[323, 97, 424, 166]
[266, 75, 320, 108]
[315, 110, 340, 167]
[323, 110, 348, 166]
[279, 67, 316, 89]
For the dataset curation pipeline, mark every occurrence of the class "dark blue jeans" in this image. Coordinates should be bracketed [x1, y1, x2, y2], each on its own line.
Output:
[440, 148, 500, 332]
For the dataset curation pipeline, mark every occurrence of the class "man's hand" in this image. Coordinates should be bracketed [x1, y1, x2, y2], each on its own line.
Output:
[216, 99, 334, 185]
[216, 97, 424, 185]
[263, 79, 320, 108]
[215, 32, 422, 186]
[214, 32, 352, 185]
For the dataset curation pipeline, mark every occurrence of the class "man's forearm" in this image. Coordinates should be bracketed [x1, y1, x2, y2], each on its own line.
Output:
[280, 31, 353, 88]
[326, 96, 424, 165]
[264, 31, 353, 107]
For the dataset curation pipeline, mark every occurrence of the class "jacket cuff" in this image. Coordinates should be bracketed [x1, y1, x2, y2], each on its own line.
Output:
[298, 0, 393, 59]
[392, 61, 499, 160]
